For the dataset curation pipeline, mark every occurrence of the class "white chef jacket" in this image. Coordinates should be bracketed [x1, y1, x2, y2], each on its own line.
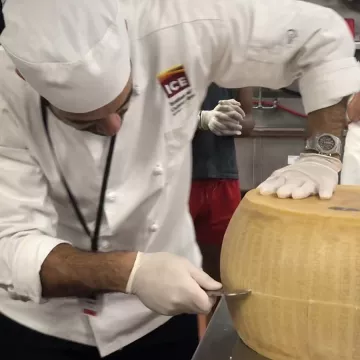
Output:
[0, 0, 360, 357]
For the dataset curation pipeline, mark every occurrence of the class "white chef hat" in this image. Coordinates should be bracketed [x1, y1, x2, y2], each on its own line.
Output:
[0, 0, 131, 113]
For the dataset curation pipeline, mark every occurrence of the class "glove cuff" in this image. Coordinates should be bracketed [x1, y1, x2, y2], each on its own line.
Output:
[299, 153, 342, 172]
[125, 251, 143, 294]
[198, 111, 210, 130]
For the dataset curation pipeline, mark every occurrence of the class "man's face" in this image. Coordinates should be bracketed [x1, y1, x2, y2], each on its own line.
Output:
[49, 76, 133, 136]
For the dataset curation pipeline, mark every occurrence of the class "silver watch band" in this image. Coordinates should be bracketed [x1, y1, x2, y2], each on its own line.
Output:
[305, 133, 342, 156]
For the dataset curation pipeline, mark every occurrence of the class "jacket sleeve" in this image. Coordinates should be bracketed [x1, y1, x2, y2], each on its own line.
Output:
[212, 0, 360, 114]
[0, 95, 69, 303]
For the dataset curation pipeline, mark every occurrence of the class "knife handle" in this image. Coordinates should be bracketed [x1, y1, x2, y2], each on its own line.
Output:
[206, 290, 224, 297]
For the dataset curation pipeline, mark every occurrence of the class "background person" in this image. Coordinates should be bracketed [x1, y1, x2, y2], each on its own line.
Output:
[191, 84, 253, 327]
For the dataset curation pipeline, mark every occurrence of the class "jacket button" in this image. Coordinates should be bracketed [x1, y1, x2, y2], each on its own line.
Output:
[149, 223, 159, 232]
[100, 240, 111, 250]
[106, 191, 116, 201]
[153, 164, 164, 176]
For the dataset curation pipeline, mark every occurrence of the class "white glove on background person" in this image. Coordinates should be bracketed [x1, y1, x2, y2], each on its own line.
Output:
[258, 153, 342, 199]
[126, 252, 222, 316]
[199, 99, 245, 136]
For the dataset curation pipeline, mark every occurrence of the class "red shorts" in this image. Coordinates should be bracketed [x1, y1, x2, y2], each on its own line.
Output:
[189, 179, 241, 245]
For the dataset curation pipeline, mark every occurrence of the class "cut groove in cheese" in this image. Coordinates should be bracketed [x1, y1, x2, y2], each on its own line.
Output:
[220, 185, 360, 360]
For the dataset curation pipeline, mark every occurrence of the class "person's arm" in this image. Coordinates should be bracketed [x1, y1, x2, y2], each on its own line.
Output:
[0, 95, 137, 301]
[235, 87, 253, 115]
[0, 94, 221, 314]
[40, 245, 136, 298]
[235, 87, 254, 136]
[209, 0, 360, 198]
[306, 98, 348, 160]
[212, 0, 359, 138]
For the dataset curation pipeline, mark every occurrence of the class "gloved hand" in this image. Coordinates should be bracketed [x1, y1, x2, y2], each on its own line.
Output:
[125, 252, 222, 315]
[199, 99, 245, 136]
[258, 153, 342, 199]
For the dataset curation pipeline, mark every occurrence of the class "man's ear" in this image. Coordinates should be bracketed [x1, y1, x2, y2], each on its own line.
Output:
[15, 69, 25, 80]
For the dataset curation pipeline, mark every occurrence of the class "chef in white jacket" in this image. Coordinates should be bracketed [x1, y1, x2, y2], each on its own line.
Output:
[0, 0, 359, 359]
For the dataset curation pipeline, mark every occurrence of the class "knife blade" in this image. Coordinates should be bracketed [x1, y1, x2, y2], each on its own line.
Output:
[206, 289, 251, 298]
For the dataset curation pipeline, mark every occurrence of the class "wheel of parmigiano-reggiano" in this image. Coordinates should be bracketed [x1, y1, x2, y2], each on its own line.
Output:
[220, 185, 360, 360]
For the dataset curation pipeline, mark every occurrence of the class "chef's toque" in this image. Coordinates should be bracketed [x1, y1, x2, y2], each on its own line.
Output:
[0, 0, 131, 113]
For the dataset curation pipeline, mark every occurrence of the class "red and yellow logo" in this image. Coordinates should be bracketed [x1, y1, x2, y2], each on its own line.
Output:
[157, 65, 191, 99]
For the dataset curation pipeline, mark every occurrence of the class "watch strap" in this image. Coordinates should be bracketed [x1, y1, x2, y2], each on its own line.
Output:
[305, 133, 342, 157]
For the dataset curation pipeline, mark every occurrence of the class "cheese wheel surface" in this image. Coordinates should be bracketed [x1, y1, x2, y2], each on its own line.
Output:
[220, 185, 360, 360]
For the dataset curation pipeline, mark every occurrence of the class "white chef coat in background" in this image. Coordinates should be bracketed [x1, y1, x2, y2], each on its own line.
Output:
[341, 122, 360, 184]
[0, 0, 359, 357]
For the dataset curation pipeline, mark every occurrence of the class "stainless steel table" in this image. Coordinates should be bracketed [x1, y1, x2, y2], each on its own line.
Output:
[192, 299, 269, 360]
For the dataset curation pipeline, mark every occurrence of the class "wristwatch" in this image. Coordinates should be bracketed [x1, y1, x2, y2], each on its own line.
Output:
[305, 133, 342, 157]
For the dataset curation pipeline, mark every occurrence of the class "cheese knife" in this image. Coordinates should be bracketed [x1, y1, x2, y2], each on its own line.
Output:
[206, 289, 251, 298]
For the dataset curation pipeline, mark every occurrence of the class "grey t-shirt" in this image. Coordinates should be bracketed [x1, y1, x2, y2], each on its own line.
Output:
[192, 83, 239, 180]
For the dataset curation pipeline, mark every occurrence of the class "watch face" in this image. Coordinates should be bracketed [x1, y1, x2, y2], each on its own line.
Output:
[318, 135, 336, 152]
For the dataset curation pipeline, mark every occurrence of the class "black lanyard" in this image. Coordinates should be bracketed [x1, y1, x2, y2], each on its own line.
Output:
[40, 97, 116, 252]
[0, 1, 5, 35]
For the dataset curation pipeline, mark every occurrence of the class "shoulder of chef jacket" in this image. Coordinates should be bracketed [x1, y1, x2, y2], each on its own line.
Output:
[1, 0, 360, 305]
[128, 0, 360, 114]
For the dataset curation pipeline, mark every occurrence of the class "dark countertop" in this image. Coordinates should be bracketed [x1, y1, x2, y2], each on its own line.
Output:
[192, 299, 269, 360]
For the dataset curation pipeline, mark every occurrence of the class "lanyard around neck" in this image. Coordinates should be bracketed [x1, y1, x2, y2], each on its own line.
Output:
[40, 97, 116, 252]
[0, 1, 5, 35]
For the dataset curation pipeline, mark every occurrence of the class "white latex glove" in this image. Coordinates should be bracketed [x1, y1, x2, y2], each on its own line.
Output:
[199, 99, 245, 136]
[258, 153, 342, 199]
[125, 252, 222, 316]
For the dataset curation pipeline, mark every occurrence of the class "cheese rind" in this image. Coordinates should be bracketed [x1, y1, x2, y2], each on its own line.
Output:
[220, 186, 360, 360]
